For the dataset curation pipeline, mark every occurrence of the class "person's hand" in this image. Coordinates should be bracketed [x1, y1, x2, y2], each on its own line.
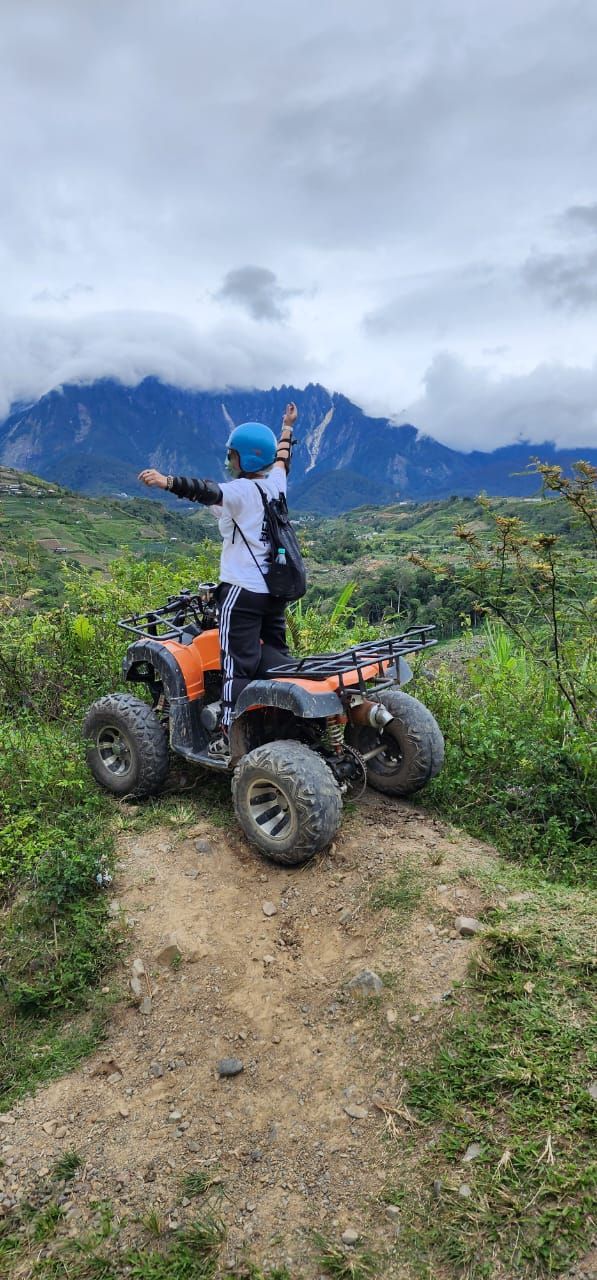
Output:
[138, 468, 168, 489]
[282, 402, 298, 429]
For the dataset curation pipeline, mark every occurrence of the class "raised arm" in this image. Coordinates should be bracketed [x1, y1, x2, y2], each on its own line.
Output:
[274, 402, 298, 472]
[138, 469, 223, 504]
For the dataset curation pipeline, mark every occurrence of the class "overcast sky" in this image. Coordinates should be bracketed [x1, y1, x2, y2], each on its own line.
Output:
[1, 0, 597, 449]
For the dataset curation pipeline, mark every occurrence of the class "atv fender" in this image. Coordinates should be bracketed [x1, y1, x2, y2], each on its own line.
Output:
[122, 640, 209, 756]
[233, 680, 344, 720]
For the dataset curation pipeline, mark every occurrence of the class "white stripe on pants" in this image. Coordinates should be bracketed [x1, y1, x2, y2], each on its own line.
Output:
[219, 585, 241, 727]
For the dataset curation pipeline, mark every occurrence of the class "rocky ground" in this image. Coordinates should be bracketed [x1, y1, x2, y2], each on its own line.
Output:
[1, 795, 591, 1277]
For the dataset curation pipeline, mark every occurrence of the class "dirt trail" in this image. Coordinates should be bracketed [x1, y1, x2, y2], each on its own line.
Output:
[2, 796, 500, 1276]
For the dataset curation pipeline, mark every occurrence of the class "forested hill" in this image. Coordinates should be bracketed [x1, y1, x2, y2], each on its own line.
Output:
[1, 378, 596, 512]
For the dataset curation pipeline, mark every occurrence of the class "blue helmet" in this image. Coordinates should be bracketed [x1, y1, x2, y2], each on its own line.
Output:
[226, 422, 277, 473]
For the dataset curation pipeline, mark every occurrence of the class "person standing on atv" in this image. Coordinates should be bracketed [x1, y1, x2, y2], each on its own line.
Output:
[138, 402, 298, 760]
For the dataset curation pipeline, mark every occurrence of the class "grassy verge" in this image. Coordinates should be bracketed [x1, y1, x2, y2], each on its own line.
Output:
[386, 865, 596, 1278]
[0, 1202, 295, 1278]
[0, 722, 118, 1110]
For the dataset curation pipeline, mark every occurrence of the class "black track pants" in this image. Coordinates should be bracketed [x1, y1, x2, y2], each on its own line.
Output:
[218, 584, 289, 728]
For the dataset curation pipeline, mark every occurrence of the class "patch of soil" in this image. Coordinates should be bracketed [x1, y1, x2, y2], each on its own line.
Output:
[1, 795, 498, 1276]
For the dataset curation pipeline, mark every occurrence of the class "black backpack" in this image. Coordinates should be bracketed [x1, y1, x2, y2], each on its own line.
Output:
[233, 484, 307, 603]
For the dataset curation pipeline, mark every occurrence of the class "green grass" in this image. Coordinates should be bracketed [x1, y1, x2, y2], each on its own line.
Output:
[180, 1169, 224, 1198]
[51, 1149, 83, 1181]
[314, 1234, 378, 1280]
[369, 860, 425, 917]
[389, 878, 597, 1278]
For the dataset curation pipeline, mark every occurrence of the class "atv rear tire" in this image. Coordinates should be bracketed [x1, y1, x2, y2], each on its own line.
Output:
[232, 740, 342, 866]
[83, 693, 169, 798]
[346, 687, 444, 797]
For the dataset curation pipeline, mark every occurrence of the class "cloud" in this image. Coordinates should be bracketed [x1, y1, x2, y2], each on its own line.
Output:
[560, 202, 597, 234]
[406, 353, 597, 451]
[1, 2, 597, 447]
[31, 283, 94, 304]
[522, 248, 597, 309]
[0, 310, 311, 420]
[215, 266, 300, 321]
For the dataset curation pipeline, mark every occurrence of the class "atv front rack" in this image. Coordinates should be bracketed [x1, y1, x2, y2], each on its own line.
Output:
[267, 626, 437, 690]
[118, 586, 218, 640]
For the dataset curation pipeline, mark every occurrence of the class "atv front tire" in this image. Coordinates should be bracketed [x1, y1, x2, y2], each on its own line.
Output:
[347, 687, 444, 797]
[232, 740, 342, 865]
[83, 693, 169, 798]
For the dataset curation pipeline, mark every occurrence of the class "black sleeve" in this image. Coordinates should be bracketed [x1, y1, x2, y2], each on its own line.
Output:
[170, 476, 223, 505]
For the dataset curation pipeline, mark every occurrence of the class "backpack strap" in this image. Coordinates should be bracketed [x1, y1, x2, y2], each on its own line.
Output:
[231, 517, 270, 589]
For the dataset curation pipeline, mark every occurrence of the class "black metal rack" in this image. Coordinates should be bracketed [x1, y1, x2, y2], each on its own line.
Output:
[267, 626, 437, 688]
[118, 589, 217, 641]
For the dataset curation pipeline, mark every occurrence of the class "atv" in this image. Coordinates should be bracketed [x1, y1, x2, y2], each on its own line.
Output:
[83, 583, 444, 866]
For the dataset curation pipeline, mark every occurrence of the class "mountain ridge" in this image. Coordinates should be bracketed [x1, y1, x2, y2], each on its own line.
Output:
[1, 377, 595, 513]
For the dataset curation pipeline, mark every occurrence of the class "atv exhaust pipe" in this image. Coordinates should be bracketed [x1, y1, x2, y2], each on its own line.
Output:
[348, 699, 394, 731]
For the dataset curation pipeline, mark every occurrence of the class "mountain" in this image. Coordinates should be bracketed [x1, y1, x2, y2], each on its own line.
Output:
[1, 378, 595, 513]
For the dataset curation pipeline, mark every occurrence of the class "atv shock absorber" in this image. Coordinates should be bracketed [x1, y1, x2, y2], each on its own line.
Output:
[325, 714, 347, 755]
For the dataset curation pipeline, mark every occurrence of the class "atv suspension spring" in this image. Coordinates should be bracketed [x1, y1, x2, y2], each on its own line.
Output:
[325, 715, 347, 755]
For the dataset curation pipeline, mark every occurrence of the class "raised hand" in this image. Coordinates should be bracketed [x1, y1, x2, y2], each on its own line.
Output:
[282, 402, 298, 429]
[138, 468, 168, 489]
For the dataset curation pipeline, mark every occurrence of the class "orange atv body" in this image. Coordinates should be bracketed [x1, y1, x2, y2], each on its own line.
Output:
[84, 584, 443, 865]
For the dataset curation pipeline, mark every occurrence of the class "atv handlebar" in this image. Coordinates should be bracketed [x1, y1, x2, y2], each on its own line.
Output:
[118, 583, 219, 640]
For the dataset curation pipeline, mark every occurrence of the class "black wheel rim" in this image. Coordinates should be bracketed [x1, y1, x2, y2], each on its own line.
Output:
[97, 725, 133, 777]
[358, 726, 403, 775]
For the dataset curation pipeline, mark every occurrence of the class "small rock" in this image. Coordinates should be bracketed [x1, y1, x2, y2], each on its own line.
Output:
[462, 1142, 482, 1163]
[507, 892, 533, 904]
[156, 943, 182, 967]
[107, 1072, 122, 1085]
[217, 1058, 244, 1077]
[459, 1183, 472, 1199]
[386, 1009, 398, 1028]
[118, 1105, 130, 1118]
[341, 1227, 360, 1246]
[385, 1204, 401, 1222]
[263, 954, 275, 965]
[42, 1121, 58, 1135]
[115, 1171, 130, 1186]
[339, 909, 353, 925]
[168, 1110, 182, 1123]
[245, 1201, 256, 1213]
[130, 977, 144, 999]
[343, 1104, 368, 1120]
[432, 1179, 442, 1199]
[454, 916, 482, 937]
[149, 1063, 164, 1078]
[55, 1125, 67, 1139]
[194, 839, 211, 854]
[184, 869, 200, 879]
[140, 997, 153, 1016]
[131, 958, 145, 977]
[0, 1116, 15, 1126]
[587, 1081, 597, 1102]
[262, 901, 278, 917]
[347, 969, 384, 997]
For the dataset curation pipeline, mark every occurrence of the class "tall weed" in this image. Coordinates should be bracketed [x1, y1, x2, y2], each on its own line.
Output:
[416, 625, 596, 883]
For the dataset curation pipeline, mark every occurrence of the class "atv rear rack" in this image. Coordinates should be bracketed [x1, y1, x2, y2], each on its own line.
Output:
[267, 626, 437, 690]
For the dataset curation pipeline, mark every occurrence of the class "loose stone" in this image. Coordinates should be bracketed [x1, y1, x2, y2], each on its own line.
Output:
[454, 916, 483, 937]
[341, 1227, 360, 1246]
[217, 1058, 244, 1077]
[346, 969, 384, 997]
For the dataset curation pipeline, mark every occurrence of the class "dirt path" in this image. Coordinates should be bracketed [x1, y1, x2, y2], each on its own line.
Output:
[2, 796, 500, 1276]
